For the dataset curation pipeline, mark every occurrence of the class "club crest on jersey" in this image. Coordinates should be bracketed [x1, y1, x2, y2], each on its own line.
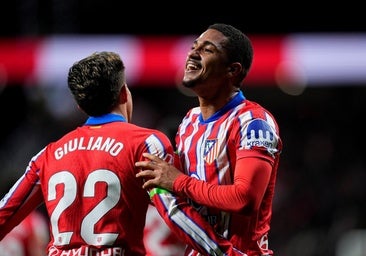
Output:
[204, 139, 219, 164]
[245, 119, 277, 152]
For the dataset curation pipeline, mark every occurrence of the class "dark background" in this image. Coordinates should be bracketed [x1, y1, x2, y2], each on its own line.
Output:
[1, 1, 366, 255]
[1, 0, 365, 36]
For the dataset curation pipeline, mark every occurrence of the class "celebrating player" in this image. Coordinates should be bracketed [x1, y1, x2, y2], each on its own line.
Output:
[136, 23, 283, 256]
[0, 51, 246, 255]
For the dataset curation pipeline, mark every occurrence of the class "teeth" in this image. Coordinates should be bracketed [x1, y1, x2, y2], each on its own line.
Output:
[187, 63, 199, 70]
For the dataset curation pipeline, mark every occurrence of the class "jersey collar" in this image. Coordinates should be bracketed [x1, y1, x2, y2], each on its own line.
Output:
[199, 90, 246, 123]
[85, 113, 126, 125]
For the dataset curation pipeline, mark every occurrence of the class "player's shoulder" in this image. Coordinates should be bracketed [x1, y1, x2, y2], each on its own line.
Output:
[243, 99, 276, 117]
[181, 107, 198, 117]
[243, 98, 266, 110]
[182, 107, 200, 121]
[127, 123, 171, 141]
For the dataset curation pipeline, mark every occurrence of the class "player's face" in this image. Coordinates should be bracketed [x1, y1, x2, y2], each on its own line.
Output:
[182, 29, 230, 93]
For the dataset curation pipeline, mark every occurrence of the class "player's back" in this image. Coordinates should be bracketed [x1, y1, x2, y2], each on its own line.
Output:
[34, 119, 173, 255]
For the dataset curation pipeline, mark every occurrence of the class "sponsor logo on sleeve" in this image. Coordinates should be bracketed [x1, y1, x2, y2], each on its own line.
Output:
[245, 119, 277, 152]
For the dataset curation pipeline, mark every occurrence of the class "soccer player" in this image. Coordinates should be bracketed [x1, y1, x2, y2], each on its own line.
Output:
[136, 24, 283, 256]
[0, 51, 246, 255]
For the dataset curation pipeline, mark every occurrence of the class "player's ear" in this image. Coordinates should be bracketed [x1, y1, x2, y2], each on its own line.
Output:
[227, 63, 242, 76]
[119, 84, 128, 103]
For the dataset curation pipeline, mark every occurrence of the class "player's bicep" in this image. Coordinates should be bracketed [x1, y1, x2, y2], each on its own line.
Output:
[234, 156, 272, 210]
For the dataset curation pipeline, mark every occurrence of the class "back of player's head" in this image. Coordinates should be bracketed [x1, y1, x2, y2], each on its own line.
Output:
[68, 51, 125, 116]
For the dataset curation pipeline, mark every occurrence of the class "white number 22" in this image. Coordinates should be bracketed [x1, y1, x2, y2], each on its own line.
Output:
[48, 169, 120, 246]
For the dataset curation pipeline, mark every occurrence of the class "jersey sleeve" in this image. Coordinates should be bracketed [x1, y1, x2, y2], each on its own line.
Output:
[0, 174, 43, 240]
[149, 188, 245, 256]
[0, 149, 44, 241]
[173, 157, 273, 213]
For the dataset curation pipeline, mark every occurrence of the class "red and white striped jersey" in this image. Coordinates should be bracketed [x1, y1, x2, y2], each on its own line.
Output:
[175, 91, 282, 256]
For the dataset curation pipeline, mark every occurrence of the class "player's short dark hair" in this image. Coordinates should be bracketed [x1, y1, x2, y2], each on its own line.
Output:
[68, 51, 125, 116]
[208, 23, 253, 81]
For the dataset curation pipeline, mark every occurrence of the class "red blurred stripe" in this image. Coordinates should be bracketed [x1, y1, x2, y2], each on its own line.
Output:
[0, 36, 285, 86]
[0, 38, 40, 84]
[137, 36, 184, 86]
[245, 36, 284, 86]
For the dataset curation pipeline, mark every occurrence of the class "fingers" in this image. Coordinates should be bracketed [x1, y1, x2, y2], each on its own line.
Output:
[142, 152, 160, 162]
[136, 170, 156, 189]
[135, 160, 155, 169]
[135, 153, 164, 189]
[135, 152, 160, 168]
[136, 170, 154, 178]
[141, 179, 156, 190]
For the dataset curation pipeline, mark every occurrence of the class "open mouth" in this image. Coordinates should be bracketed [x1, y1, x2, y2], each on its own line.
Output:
[186, 61, 201, 71]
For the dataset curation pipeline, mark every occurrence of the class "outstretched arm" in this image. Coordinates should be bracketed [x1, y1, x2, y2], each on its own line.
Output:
[136, 152, 272, 213]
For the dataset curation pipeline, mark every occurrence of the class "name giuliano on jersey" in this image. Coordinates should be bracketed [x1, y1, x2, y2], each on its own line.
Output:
[175, 91, 282, 254]
[0, 114, 241, 256]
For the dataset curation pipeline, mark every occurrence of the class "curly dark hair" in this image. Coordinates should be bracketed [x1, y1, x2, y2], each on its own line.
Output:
[208, 23, 253, 82]
[67, 51, 125, 116]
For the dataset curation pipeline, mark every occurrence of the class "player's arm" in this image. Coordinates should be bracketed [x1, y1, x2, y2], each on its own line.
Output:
[173, 156, 272, 213]
[0, 176, 43, 240]
[0, 147, 45, 241]
[136, 152, 273, 213]
[148, 187, 246, 256]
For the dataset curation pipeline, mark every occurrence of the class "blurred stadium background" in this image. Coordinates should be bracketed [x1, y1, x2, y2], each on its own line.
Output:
[0, 1, 365, 255]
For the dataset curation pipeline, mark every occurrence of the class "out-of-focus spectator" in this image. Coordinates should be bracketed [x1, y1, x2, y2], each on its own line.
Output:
[0, 210, 49, 256]
[144, 205, 186, 256]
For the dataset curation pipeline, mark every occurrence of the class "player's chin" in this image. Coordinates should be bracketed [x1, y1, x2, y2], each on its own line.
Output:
[182, 75, 199, 88]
